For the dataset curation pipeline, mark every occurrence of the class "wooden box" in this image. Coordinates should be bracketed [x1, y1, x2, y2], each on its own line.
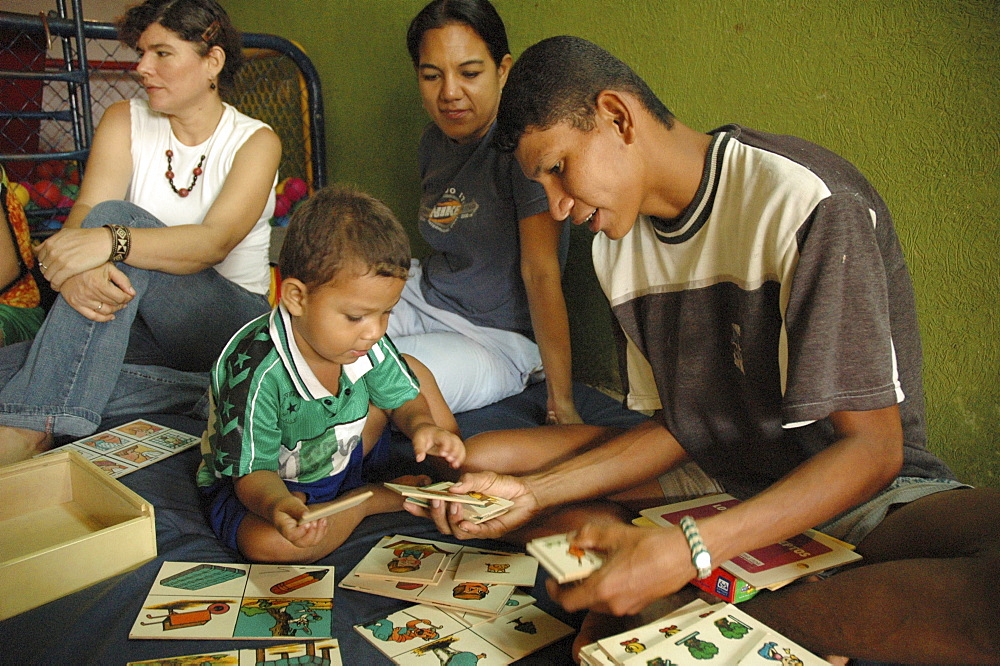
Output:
[0, 450, 157, 620]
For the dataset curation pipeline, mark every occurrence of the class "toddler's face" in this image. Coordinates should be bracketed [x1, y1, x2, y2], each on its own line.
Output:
[292, 271, 405, 369]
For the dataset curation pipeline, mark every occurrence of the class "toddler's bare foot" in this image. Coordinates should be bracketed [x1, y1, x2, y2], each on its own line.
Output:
[390, 474, 433, 488]
[0, 426, 53, 466]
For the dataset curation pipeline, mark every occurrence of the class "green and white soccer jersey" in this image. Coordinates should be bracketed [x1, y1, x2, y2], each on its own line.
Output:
[197, 304, 419, 486]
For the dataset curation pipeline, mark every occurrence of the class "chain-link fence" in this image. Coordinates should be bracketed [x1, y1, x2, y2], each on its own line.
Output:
[0, 10, 325, 237]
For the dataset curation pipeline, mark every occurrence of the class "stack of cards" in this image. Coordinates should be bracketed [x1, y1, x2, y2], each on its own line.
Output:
[579, 599, 826, 665]
[129, 562, 335, 641]
[38, 419, 200, 478]
[340, 535, 539, 619]
[127, 638, 342, 665]
[527, 533, 605, 584]
[356, 599, 572, 665]
[386, 481, 514, 524]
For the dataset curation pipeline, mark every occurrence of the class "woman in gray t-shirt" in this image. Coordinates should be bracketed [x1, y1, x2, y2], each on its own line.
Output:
[389, 0, 580, 424]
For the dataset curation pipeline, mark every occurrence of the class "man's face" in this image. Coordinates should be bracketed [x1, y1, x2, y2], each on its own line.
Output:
[515, 119, 640, 240]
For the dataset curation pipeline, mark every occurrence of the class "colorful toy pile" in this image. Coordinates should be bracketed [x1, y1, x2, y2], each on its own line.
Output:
[14, 160, 81, 231]
[271, 175, 308, 227]
[15, 164, 308, 232]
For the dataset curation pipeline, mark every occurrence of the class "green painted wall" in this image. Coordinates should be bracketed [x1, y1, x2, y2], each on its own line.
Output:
[227, 0, 998, 488]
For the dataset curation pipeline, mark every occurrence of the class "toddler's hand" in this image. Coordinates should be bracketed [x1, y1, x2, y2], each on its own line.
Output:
[412, 425, 466, 469]
[271, 493, 328, 548]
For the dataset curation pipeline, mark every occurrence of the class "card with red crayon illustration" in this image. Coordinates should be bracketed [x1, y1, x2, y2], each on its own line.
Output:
[130, 561, 335, 641]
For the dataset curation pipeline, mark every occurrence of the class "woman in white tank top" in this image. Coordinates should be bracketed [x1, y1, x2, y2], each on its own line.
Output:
[0, 0, 281, 464]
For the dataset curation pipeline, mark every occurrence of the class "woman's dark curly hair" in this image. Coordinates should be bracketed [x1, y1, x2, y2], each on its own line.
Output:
[116, 0, 244, 91]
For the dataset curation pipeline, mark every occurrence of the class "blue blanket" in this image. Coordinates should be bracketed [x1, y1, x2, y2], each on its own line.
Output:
[1, 383, 646, 665]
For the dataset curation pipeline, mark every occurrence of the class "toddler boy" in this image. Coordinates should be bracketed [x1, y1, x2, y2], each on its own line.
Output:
[197, 185, 465, 563]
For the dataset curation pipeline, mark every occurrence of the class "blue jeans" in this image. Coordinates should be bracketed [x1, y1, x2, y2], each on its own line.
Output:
[0, 201, 270, 437]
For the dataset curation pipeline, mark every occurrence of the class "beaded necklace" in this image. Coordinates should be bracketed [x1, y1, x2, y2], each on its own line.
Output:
[164, 149, 206, 197]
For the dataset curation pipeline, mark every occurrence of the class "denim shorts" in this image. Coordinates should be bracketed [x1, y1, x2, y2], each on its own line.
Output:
[656, 467, 970, 548]
[817, 476, 972, 546]
[201, 426, 392, 552]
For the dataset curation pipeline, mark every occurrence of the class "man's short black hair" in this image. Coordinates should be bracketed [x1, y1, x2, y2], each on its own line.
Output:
[494, 35, 673, 153]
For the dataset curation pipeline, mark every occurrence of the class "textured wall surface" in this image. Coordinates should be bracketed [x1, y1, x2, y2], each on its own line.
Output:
[227, 0, 998, 487]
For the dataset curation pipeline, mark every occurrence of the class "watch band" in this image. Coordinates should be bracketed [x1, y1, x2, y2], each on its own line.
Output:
[679, 515, 713, 579]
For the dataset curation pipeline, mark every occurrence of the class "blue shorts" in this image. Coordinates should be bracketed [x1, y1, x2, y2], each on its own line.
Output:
[201, 427, 393, 552]
[817, 476, 972, 546]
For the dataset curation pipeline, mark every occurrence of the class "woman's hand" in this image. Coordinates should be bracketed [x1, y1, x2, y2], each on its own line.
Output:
[405, 470, 541, 539]
[547, 397, 584, 425]
[36, 227, 114, 290]
[58, 264, 135, 322]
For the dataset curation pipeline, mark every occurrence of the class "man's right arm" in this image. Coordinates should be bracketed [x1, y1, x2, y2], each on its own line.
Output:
[438, 419, 690, 539]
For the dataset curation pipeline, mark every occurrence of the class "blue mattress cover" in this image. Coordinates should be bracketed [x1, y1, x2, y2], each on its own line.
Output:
[1, 382, 647, 665]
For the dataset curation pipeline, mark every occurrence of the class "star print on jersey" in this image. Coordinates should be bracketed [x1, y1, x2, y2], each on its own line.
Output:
[213, 328, 276, 470]
[280, 390, 303, 425]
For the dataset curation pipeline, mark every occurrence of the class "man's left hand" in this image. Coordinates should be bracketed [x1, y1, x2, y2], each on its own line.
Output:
[548, 522, 697, 616]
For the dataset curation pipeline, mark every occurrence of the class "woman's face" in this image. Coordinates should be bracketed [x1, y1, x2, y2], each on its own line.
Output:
[416, 22, 512, 144]
[135, 22, 218, 115]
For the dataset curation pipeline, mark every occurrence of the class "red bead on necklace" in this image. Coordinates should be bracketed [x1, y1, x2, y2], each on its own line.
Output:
[165, 149, 206, 197]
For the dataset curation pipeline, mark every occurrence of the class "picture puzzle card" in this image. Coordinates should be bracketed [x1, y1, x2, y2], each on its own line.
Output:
[40, 419, 201, 478]
[356, 605, 472, 660]
[131, 562, 335, 641]
[386, 481, 513, 519]
[352, 535, 458, 584]
[126, 638, 343, 665]
[443, 589, 536, 627]
[597, 602, 725, 664]
[527, 533, 604, 584]
[385, 482, 488, 505]
[736, 632, 827, 665]
[358, 602, 572, 665]
[640, 606, 768, 664]
[586, 602, 825, 666]
[340, 540, 520, 617]
[454, 551, 538, 586]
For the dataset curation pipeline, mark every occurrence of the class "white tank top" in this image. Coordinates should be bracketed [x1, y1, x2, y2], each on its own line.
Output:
[127, 99, 275, 294]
